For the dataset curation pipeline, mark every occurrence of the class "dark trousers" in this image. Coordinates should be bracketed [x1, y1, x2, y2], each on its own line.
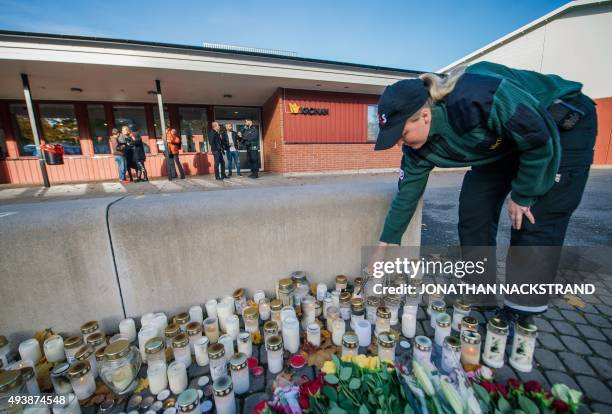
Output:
[458, 94, 597, 310]
[136, 160, 148, 181]
[247, 149, 260, 175]
[169, 153, 185, 179]
[213, 151, 226, 179]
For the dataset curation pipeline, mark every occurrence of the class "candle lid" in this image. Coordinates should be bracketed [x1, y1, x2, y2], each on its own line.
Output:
[354, 277, 363, 287]
[145, 337, 165, 354]
[516, 320, 538, 337]
[443, 335, 461, 351]
[164, 323, 181, 338]
[326, 306, 339, 317]
[212, 375, 233, 396]
[351, 298, 365, 312]
[185, 322, 202, 336]
[307, 323, 320, 333]
[278, 278, 294, 290]
[19, 366, 35, 381]
[68, 360, 91, 378]
[243, 307, 259, 321]
[461, 316, 478, 329]
[414, 336, 432, 351]
[291, 271, 308, 283]
[487, 317, 509, 335]
[399, 340, 411, 350]
[51, 362, 71, 377]
[208, 343, 225, 359]
[0, 336, 7, 347]
[339, 292, 352, 303]
[80, 320, 100, 335]
[86, 332, 106, 346]
[157, 389, 171, 401]
[232, 288, 245, 300]
[377, 331, 396, 348]
[436, 313, 451, 328]
[342, 332, 359, 349]
[95, 346, 106, 361]
[64, 335, 84, 349]
[366, 296, 381, 307]
[453, 300, 471, 312]
[461, 330, 481, 345]
[172, 333, 189, 349]
[151, 401, 163, 412]
[176, 389, 199, 412]
[201, 400, 213, 413]
[263, 321, 279, 334]
[376, 306, 391, 319]
[431, 299, 446, 312]
[270, 299, 283, 311]
[229, 352, 247, 370]
[1, 372, 23, 393]
[174, 312, 190, 325]
[75, 344, 95, 360]
[104, 339, 130, 360]
[127, 395, 143, 410]
[265, 334, 283, 351]
[335, 275, 348, 285]
[163, 398, 176, 409]
[141, 396, 155, 410]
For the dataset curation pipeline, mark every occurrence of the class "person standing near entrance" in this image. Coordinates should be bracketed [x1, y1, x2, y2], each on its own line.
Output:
[224, 123, 241, 177]
[208, 121, 227, 180]
[240, 119, 260, 178]
[131, 131, 148, 181]
[166, 128, 186, 179]
[110, 128, 128, 183]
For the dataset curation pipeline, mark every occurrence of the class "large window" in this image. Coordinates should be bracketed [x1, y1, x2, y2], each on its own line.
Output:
[113, 105, 148, 136]
[88, 105, 110, 154]
[9, 104, 35, 156]
[179, 107, 208, 152]
[38, 104, 81, 155]
[153, 107, 170, 138]
[367, 104, 379, 142]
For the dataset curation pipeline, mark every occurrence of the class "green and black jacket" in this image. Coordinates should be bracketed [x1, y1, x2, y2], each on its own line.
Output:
[380, 61, 583, 245]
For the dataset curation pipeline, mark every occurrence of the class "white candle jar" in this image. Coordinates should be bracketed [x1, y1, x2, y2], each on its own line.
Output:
[441, 336, 462, 374]
[316, 283, 328, 301]
[377, 332, 396, 362]
[147, 360, 167, 395]
[291, 270, 309, 289]
[0, 336, 9, 367]
[280, 306, 296, 326]
[233, 288, 248, 315]
[176, 388, 200, 414]
[282, 316, 300, 353]
[434, 313, 452, 347]
[270, 300, 283, 328]
[20, 366, 40, 395]
[341, 332, 359, 358]
[167, 361, 188, 395]
[429, 299, 446, 329]
[401, 305, 418, 339]
[355, 319, 372, 348]
[144, 337, 166, 365]
[75, 345, 98, 379]
[164, 323, 181, 348]
[138, 325, 158, 363]
[322, 296, 333, 319]
[208, 343, 227, 382]
[119, 318, 137, 343]
[219, 334, 234, 358]
[460, 330, 482, 366]
[186, 322, 203, 354]
[174, 312, 191, 332]
[153, 313, 168, 336]
[509, 321, 538, 373]
[258, 298, 271, 321]
[277, 278, 295, 307]
[460, 316, 479, 336]
[384, 296, 401, 326]
[243, 307, 259, 334]
[339, 292, 352, 320]
[326, 306, 340, 333]
[452, 300, 471, 331]
[293, 285, 309, 307]
[205, 299, 218, 320]
[350, 298, 365, 330]
[375, 306, 391, 337]
[189, 305, 204, 324]
[306, 323, 321, 347]
[213, 375, 236, 414]
[331, 290, 341, 308]
[216, 300, 234, 333]
[482, 317, 509, 369]
[413, 336, 432, 365]
[141, 312, 156, 328]
[68, 361, 96, 401]
[263, 321, 279, 342]
[229, 353, 249, 395]
[18, 338, 42, 365]
[203, 318, 220, 344]
[366, 297, 381, 325]
[237, 333, 252, 357]
[172, 333, 192, 368]
[52, 393, 81, 414]
[194, 336, 210, 366]
[266, 335, 284, 374]
[332, 318, 346, 346]
[44, 335, 66, 363]
[99, 339, 141, 395]
[301, 296, 316, 329]
[253, 290, 266, 305]
[427, 293, 444, 316]
[51, 362, 73, 394]
[335, 275, 348, 292]
[80, 320, 103, 344]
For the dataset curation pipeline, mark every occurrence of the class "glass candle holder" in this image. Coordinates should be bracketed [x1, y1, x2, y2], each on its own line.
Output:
[441, 336, 462, 374]
[20, 366, 40, 395]
[167, 361, 188, 395]
[138, 325, 158, 362]
[429, 299, 446, 329]
[322, 296, 333, 319]
[316, 283, 328, 301]
[213, 375, 236, 414]
[194, 337, 210, 366]
[355, 319, 372, 348]
[366, 296, 381, 325]
[216, 299, 234, 333]
[85, 332, 106, 352]
[208, 343, 227, 382]
[277, 278, 295, 307]
[51, 362, 73, 394]
[401, 305, 418, 338]
[339, 292, 352, 320]
[141, 312, 156, 328]
[291, 270, 309, 289]
[413, 336, 432, 365]
[237, 332, 252, 358]
[353, 277, 364, 298]
[145, 337, 166, 365]
[434, 313, 452, 347]
[375, 306, 391, 337]
[282, 316, 300, 353]
[280, 306, 296, 325]
[80, 320, 103, 343]
[270, 299, 283, 328]
[253, 290, 266, 305]
[44, 334, 66, 363]
[294, 285, 309, 307]
[19, 338, 42, 365]
[186, 321, 203, 354]
[153, 313, 168, 337]
[263, 321, 279, 342]
[509, 321, 538, 373]
[384, 296, 401, 325]
[0, 336, 9, 367]
[460, 330, 481, 366]
[332, 318, 345, 346]
[350, 298, 365, 330]
[99, 340, 141, 395]
[377, 332, 396, 363]
[341, 332, 359, 358]
[176, 388, 200, 414]
[266, 335, 284, 374]
[452, 300, 471, 331]
[331, 290, 341, 308]
[68, 361, 96, 401]
[460, 316, 478, 336]
[119, 318, 137, 343]
[64, 336, 84, 364]
[75, 345, 98, 379]
[307, 323, 321, 347]
[326, 306, 340, 333]
[427, 292, 444, 316]
[203, 317, 220, 344]
[243, 307, 259, 334]
[258, 298, 271, 321]
[147, 360, 167, 395]
[229, 352, 249, 395]
[301, 296, 316, 329]
[189, 305, 204, 324]
[482, 317, 509, 369]
[52, 393, 81, 414]
[172, 333, 192, 368]
[174, 312, 191, 332]
[335, 275, 348, 292]
[205, 299, 218, 320]
[219, 334, 235, 358]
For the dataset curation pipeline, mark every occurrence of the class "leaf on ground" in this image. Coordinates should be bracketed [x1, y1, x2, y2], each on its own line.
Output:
[564, 294, 585, 308]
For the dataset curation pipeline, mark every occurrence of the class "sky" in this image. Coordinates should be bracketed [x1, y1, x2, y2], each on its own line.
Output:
[0, 0, 569, 72]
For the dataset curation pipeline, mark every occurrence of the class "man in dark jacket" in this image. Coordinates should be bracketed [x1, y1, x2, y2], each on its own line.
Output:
[240, 119, 260, 178]
[208, 121, 227, 180]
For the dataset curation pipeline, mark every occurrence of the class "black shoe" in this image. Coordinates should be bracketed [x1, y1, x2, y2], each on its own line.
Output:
[237, 173, 243, 176]
[215, 177, 222, 180]
[180, 176, 185, 180]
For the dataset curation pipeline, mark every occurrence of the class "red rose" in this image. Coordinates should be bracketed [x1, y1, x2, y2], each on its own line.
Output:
[480, 381, 497, 394]
[252, 400, 269, 414]
[506, 378, 521, 390]
[525, 380, 542, 393]
[551, 399, 570, 414]
[298, 374, 323, 409]
[496, 383, 508, 397]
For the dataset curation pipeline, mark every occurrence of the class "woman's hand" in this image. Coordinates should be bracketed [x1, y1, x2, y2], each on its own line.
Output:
[508, 198, 535, 230]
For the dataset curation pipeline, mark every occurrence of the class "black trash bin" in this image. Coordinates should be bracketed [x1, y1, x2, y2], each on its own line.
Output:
[41, 144, 64, 165]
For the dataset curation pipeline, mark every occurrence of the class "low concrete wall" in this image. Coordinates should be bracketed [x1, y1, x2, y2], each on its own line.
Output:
[0, 180, 421, 345]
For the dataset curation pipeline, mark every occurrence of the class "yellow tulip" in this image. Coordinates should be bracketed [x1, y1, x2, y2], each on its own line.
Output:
[321, 360, 336, 375]
[368, 356, 380, 370]
[341, 354, 353, 363]
[354, 354, 369, 369]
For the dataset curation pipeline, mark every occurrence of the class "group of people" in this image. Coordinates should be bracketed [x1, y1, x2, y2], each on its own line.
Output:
[207, 119, 261, 180]
[110, 126, 148, 183]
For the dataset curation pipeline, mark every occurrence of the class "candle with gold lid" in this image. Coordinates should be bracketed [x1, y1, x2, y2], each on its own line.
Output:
[80, 320, 103, 342]
[509, 321, 537, 373]
[75, 344, 98, 378]
[482, 317, 509, 368]
[172, 333, 192, 368]
[164, 323, 181, 347]
[452, 300, 471, 331]
[86, 331, 107, 351]
[64, 335, 84, 364]
[174, 312, 191, 332]
[413, 335, 432, 365]
[434, 313, 452, 347]
[208, 343, 227, 381]
[270, 299, 283, 328]
[377, 331, 396, 363]
[341, 331, 359, 358]
[144, 336, 166, 365]
[258, 298, 271, 321]
[375, 306, 391, 337]
[366, 296, 381, 324]
[229, 352, 249, 395]
[339, 291, 352, 320]
[68, 360, 96, 400]
[384, 296, 401, 325]
[186, 321, 203, 354]
[265, 335, 283, 374]
[335, 275, 348, 292]
[277, 278, 295, 307]
[203, 318, 219, 344]
[460, 330, 481, 366]
[263, 321, 279, 342]
[441, 336, 461, 373]
[460, 316, 478, 335]
[243, 306, 259, 334]
[429, 299, 446, 328]
[350, 298, 365, 329]
[213, 375, 236, 414]
[233, 288, 247, 315]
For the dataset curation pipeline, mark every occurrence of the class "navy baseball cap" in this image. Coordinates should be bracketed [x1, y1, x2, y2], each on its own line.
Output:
[374, 78, 428, 151]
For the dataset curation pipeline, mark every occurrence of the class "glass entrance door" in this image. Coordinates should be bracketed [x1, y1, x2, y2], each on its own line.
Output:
[213, 106, 262, 172]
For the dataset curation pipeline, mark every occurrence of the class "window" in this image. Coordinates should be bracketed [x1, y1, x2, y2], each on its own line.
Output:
[113, 105, 148, 136]
[367, 105, 379, 142]
[88, 105, 110, 154]
[39, 104, 81, 155]
[179, 107, 208, 152]
[9, 104, 35, 156]
[153, 107, 170, 138]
